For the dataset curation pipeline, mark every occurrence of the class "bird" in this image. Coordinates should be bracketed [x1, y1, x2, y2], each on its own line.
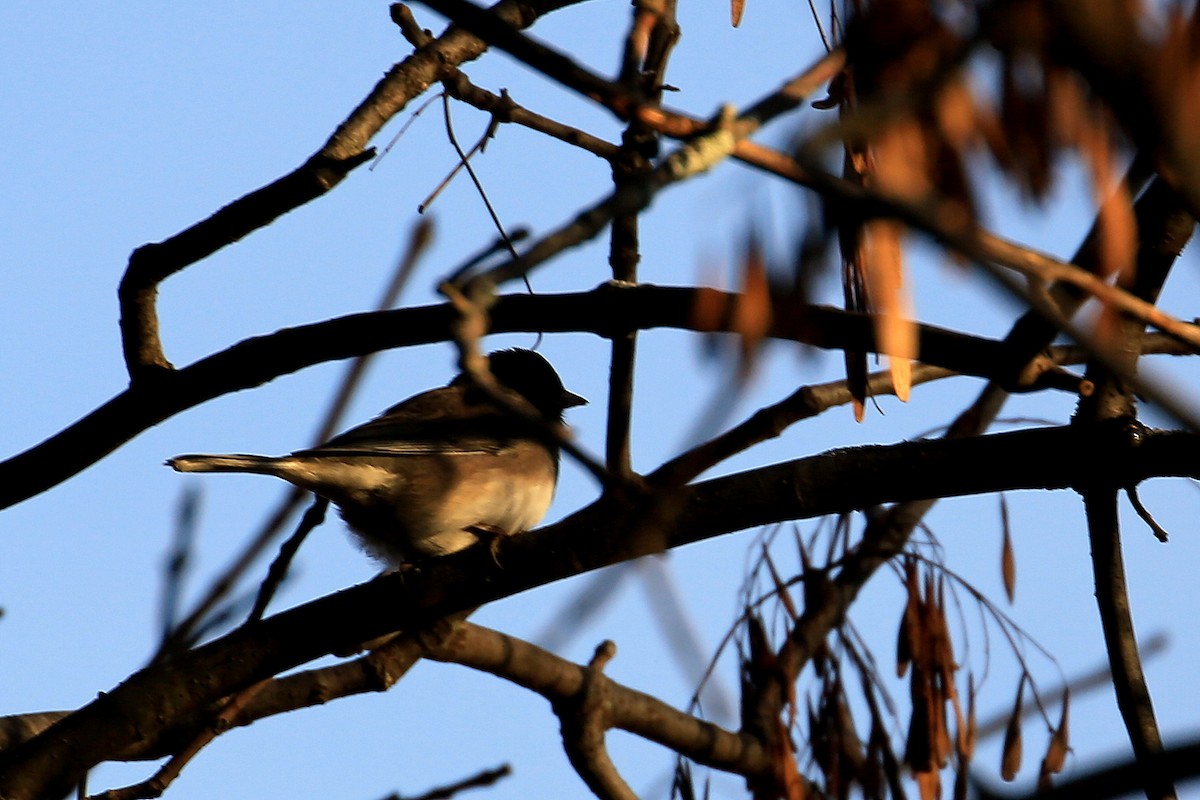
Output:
[167, 349, 586, 566]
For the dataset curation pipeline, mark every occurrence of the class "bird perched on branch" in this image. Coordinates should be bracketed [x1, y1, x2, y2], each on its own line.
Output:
[168, 348, 586, 565]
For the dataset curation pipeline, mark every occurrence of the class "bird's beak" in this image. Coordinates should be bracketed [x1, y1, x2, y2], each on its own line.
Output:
[562, 390, 588, 408]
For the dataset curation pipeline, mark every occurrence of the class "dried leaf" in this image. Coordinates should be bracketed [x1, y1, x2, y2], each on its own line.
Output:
[1001, 678, 1025, 781]
[1085, 121, 1138, 345]
[733, 235, 772, 368]
[905, 671, 933, 771]
[1037, 689, 1071, 789]
[1000, 495, 1016, 603]
[776, 733, 807, 800]
[960, 674, 977, 758]
[929, 578, 954, 767]
[730, 0, 745, 27]
[916, 767, 940, 800]
[897, 558, 921, 677]
[1046, 67, 1087, 150]
[863, 220, 916, 401]
[935, 79, 978, 149]
[1092, 148, 1137, 283]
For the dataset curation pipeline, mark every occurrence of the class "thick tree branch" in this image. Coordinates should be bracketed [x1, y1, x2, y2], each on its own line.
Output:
[1079, 491, 1174, 800]
[416, 622, 771, 788]
[1070, 177, 1189, 800]
[3, 284, 1083, 510]
[410, 0, 1199, 364]
[555, 641, 639, 800]
[2, 420, 1198, 798]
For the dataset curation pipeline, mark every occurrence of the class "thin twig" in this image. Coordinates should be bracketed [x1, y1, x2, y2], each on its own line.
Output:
[246, 498, 329, 623]
[381, 764, 512, 800]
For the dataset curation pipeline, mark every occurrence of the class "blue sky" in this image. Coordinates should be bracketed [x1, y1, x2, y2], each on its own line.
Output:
[4, 2, 1200, 798]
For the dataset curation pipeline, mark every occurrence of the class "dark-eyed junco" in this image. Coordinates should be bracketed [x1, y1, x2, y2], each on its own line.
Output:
[168, 349, 585, 565]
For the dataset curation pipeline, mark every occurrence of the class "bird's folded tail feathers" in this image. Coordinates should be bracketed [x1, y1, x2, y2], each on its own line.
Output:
[167, 454, 279, 474]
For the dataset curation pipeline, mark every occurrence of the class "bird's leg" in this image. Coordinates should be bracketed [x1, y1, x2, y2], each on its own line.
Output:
[466, 523, 510, 566]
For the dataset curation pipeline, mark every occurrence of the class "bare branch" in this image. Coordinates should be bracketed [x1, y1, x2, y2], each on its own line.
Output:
[117, 0, 587, 380]
[5, 284, 1087, 510]
[415, 621, 772, 782]
[4, 420, 1199, 798]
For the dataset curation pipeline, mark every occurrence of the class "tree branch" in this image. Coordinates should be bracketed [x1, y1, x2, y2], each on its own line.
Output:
[2, 420, 1198, 798]
[1070, 176, 1189, 800]
[117, 0, 586, 380]
[415, 621, 771, 783]
[3, 284, 1083, 510]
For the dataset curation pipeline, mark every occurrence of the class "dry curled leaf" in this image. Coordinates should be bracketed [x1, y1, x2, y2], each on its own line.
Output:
[1000, 495, 1016, 603]
[916, 767, 940, 800]
[1037, 689, 1071, 789]
[1001, 677, 1025, 781]
[733, 235, 772, 369]
[873, 120, 932, 201]
[862, 220, 916, 402]
[730, 0, 745, 27]
[935, 79, 979, 150]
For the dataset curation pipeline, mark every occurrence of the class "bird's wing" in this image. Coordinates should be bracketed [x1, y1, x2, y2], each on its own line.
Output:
[300, 385, 516, 457]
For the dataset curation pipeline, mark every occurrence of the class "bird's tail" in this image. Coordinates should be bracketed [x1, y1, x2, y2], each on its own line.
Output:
[167, 454, 280, 474]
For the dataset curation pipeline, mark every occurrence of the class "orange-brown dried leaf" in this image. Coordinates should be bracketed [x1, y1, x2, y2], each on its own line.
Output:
[1087, 129, 1137, 281]
[1001, 495, 1016, 603]
[734, 236, 772, 368]
[774, 729, 807, 800]
[862, 220, 916, 401]
[953, 678, 976, 799]
[1087, 134, 1138, 345]
[935, 78, 978, 149]
[1045, 67, 1087, 150]
[1037, 689, 1071, 789]
[872, 119, 932, 201]
[905, 679, 934, 773]
[928, 594, 953, 767]
[730, 0, 745, 27]
[933, 681, 952, 767]
[933, 575, 953, 669]
[955, 673, 977, 762]
[916, 767, 940, 800]
[1001, 678, 1025, 781]
[897, 558, 921, 677]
